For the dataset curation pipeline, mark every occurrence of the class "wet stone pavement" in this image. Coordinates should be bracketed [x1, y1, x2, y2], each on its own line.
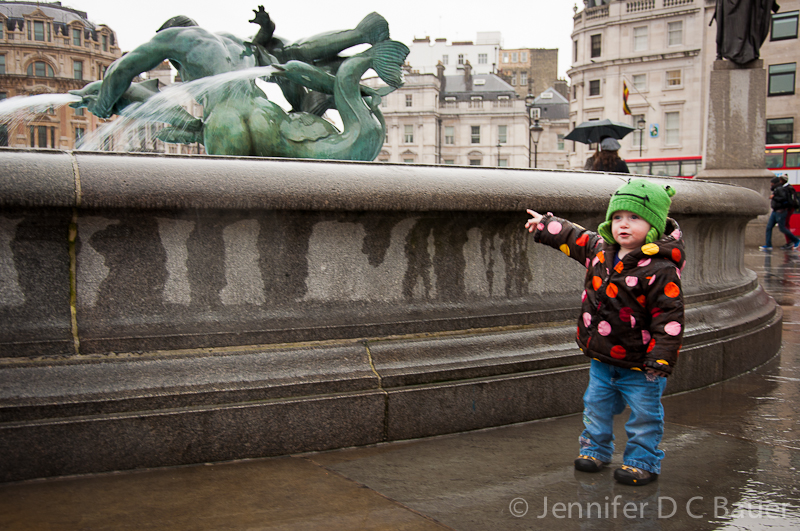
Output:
[1, 248, 799, 530]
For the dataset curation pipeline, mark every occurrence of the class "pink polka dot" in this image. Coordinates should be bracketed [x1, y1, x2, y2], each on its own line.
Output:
[537, 222, 545, 231]
[675, 266, 681, 279]
[598, 321, 611, 336]
[619, 307, 633, 323]
[638, 258, 651, 267]
[642, 330, 651, 344]
[664, 321, 682, 336]
[592, 256, 600, 266]
[630, 315, 636, 328]
[547, 221, 563, 235]
[671, 229, 682, 240]
[581, 290, 587, 302]
[583, 312, 592, 328]
[585, 258, 591, 268]
[649, 275, 657, 286]
[625, 276, 638, 287]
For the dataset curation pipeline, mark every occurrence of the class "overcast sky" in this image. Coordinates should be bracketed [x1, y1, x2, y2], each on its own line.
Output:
[64, 0, 577, 79]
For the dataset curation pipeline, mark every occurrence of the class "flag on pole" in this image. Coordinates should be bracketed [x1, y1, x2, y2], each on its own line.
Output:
[623, 80, 632, 115]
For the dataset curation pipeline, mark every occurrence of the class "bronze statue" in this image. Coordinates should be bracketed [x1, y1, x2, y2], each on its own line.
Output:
[70, 7, 408, 160]
[712, 0, 780, 65]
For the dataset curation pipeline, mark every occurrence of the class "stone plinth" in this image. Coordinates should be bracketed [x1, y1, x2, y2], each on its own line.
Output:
[697, 59, 775, 246]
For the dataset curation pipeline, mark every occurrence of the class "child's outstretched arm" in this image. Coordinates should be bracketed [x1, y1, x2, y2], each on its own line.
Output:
[523, 210, 603, 267]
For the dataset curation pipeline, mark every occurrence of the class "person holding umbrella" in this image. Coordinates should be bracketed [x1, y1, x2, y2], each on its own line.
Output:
[589, 137, 630, 173]
[566, 119, 634, 173]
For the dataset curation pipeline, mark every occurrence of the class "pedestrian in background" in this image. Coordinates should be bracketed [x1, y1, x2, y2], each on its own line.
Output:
[761, 176, 800, 251]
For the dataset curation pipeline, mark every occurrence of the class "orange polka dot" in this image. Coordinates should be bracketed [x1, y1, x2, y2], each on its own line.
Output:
[615, 262, 624, 274]
[560, 243, 571, 256]
[597, 251, 605, 263]
[610, 345, 626, 359]
[592, 276, 603, 291]
[576, 234, 590, 246]
[672, 248, 682, 262]
[664, 282, 680, 298]
[647, 338, 656, 353]
[606, 283, 619, 298]
[637, 295, 646, 306]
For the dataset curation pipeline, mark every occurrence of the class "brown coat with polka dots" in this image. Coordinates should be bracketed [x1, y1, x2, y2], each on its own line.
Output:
[533, 214, 686, 375]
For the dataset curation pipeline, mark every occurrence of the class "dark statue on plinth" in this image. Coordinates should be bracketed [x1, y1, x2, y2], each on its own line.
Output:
[712, 0, 780, 65]
[69, 7, 408, 160]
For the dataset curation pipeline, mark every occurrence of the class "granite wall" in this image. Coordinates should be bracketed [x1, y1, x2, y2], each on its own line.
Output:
[0, 149, 780, 481]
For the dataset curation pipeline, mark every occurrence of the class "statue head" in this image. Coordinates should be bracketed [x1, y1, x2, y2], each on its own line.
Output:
[156, 15, 199, 33]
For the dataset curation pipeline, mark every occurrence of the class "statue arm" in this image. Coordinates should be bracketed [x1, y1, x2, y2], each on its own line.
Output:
[91, 39, 173, 118]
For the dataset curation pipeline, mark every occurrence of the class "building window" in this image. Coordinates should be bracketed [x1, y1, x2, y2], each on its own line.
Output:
[102, 35, 108, 51]
[557, 134, 565, 151]
[27, 61, 55, 77]
[100, 65, 108, 79]
[444, 159, 455, 164]
[665, 70, 682, 88]
[665, 112, 680, 145]
[478, 53, 487, 64]
[766, 118, 793, 144]
[404, 125, 414, 143]
[471, 126, 480, 144]
[405, 94, 412, 107]
[502, 52, 509, 63]
[0, 55, 4, 75]
[0, 124, 7, 147]
[74, 107, 84, 116]
[511, 73, 517, 86]
[572, 85, 577, 100]
[589, 79, 601, 96]
[573, 40, 578, 62]
[469, 158, 482, 166]
[498, 125, 507, 144]
[33, 21, 45, 41]
[769, 63, 796, 95]
[591, 34, 601, 58]
[403, 158, 414, 163]
[37, 125, 47, 148]
[633, 26, 648, 52]
[668, 21, 683, 46]
[73, 61, 83, 80]
[520, 52, 527, 62]
[498, 159, 508, 167]
[445, 126, 454, 145]
[72, 28, 82, 46]
[632, 74, 647, 91]
[511, 52, 518, 63]
[442, 55, 448, 65]
[771, 11, 798, 41]
[458, 54, 464, 65]
[520, 72, 527, 86]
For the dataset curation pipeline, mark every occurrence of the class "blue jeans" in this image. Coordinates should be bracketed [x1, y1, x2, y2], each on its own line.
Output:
[766, 210, 799, 247]
[579, 360, 668, 474]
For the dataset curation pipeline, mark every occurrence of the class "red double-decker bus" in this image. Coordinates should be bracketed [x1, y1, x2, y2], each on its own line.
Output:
[625, 156, 701, 178]
[767, 144, 800, 234]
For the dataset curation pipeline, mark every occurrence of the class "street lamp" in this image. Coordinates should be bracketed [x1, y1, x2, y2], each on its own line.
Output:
[637, 118, 646, 158]
[525, 94, 536, 168]
[531, 118, 544, 168]
[496, 142, 501, 167]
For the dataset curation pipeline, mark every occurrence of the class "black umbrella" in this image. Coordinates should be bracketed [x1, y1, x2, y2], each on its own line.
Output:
[564, 119, 635, 145]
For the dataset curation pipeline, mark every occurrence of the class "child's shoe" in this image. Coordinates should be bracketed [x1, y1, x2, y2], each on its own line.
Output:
[574, 455, 608, 473]
[614, 465, 658, 486]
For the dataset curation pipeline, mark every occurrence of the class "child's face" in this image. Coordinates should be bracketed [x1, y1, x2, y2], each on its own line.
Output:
[611, 211, 651, 252]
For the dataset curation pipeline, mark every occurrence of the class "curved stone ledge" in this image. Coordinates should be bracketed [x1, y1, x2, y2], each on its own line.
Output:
[0, 149, 778, 481]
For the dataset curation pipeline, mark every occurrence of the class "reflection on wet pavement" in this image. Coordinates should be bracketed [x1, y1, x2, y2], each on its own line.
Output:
[0, 249, 798, 530]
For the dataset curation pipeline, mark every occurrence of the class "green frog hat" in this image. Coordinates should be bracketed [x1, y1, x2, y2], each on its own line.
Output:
[597, 178, 676, 245]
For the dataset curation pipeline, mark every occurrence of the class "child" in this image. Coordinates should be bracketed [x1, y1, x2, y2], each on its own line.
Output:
[524, 178, 685, 486]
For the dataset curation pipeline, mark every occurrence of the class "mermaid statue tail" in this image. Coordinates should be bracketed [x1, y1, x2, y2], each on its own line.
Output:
[355, 12, 390, 45]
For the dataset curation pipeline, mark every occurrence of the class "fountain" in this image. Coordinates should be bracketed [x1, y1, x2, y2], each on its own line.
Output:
[0, 7, 781, 482]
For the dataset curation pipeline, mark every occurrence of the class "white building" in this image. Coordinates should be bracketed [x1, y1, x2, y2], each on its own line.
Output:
[364, 65, 570, 169]
[568, 0, 799, 175]
[406, 32, 502, 75]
